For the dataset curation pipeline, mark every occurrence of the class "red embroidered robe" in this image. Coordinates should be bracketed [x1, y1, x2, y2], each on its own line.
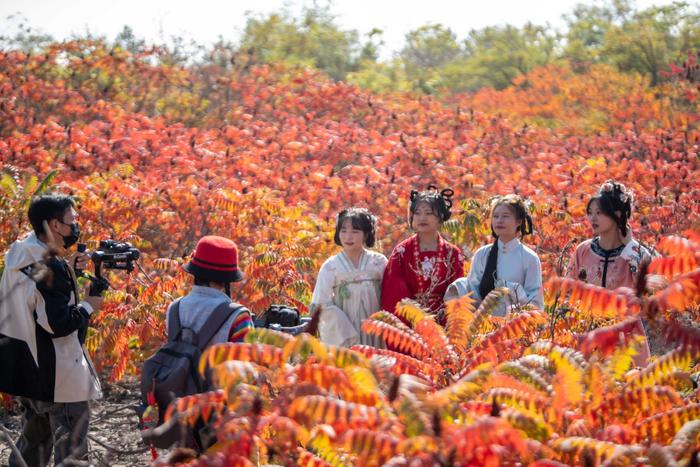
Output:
[381, 234, 464, 323]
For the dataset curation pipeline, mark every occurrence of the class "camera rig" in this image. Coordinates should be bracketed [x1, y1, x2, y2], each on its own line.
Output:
[77, 240, 140, 296]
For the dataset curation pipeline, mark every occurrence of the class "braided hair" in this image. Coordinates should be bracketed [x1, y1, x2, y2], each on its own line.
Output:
[408, 185, 454, 228]
[478, 194, 534, 300]
[586, 180, 633, 237]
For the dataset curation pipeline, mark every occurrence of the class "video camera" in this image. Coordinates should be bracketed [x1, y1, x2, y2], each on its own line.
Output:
[76, 240, 141, 296]
[90, 240, 140, 273]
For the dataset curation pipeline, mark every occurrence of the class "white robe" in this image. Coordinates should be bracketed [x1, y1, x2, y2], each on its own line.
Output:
[447, 237, 543, 316]
[311, 249, 387, 347]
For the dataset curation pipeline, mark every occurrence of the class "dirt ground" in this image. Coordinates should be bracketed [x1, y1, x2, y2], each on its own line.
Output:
[0, 377, 154, 467]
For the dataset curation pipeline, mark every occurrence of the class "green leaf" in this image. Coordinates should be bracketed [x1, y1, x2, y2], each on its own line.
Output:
[33, 170, 59, 197]
[23, 174, 38, 197]
[294, 256, 314, 270]
[0, 173, 18, 196]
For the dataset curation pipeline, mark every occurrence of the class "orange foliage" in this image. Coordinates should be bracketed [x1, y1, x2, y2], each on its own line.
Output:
[1, 39, 700, 466]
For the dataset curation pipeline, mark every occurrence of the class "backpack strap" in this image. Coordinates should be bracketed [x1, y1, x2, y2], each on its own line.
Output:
[167, 298, 183, 342]
[196, 301, 245, 351]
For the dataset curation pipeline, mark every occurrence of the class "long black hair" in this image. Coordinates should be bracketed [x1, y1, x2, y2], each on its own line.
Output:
[407, 185, 454, 228]
[586, 180, 633, 237]
[478, 195, 534, 300]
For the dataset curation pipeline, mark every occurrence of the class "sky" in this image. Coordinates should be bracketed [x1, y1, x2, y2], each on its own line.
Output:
[0, 0, 681, 59]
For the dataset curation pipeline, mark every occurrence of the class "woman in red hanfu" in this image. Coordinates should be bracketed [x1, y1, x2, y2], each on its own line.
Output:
[381, 186, 465, 324]
[567, 180, 652, 366]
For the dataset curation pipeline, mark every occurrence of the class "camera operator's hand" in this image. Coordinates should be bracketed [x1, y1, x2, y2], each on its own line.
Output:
[79, 280, 104, 314]
[70, 250, 90, 275]
[82, 294, 104, 315]
[42, 220, 62, 254]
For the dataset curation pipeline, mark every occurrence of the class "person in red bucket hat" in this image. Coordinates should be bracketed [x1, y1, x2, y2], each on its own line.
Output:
[139, 236, 254, 451]
[184, 235, 245, 284]
[169, 235, 253, 345]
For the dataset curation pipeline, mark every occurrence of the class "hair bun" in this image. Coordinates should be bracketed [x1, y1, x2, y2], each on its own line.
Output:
[408, 186, 454, 223]
[440, 188, 454, 209]
[599, 180, 633, 206]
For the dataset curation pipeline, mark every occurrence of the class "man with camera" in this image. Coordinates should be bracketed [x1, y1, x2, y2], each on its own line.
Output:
[0, 194, 103, 467]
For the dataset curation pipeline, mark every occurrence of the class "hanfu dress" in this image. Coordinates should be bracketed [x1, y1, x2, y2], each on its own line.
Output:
[446, 237, 544, 316]
[381, 234, 464, 323]
[311, 249, 388, 347]
[568, 238, 651, 290]
[568, 237, 652, 365]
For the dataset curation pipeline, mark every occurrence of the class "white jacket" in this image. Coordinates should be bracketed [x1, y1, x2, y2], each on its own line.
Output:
[0, 233, 101, 402]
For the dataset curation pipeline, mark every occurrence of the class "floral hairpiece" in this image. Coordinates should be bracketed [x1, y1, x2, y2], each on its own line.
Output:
[599, 180, 633, 205]
[600, 182, 615, 193]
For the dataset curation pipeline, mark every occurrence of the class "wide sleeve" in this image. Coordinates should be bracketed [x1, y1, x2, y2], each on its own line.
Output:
[311, 259, 335, 307]
[312, 258, 359, 347]
[566, 243, 582, 280]
[380, 248, 411, 315]
[375, 253, 389, 276]
[522, 252, 544, 309]
[620, 240, 651, 280]
[445, 278, 468, 301]
[621, 241, 652, 366]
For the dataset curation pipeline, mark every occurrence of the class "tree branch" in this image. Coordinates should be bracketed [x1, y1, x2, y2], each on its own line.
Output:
[0, 424, 28, 467]
[87, 434, 150, 456]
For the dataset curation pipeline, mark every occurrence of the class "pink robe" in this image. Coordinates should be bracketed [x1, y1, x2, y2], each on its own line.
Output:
[568, 238, 650, 290]
[568, 237, 652, 365]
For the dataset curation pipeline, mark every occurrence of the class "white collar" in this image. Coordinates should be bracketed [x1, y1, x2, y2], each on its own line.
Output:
[497, 237, 521, 253]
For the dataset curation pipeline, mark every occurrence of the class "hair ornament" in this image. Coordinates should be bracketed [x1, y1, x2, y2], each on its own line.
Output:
[598, 180, 633, 206]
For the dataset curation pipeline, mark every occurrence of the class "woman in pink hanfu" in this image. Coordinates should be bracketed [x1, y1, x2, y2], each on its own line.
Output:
[568, 180, 652, 365]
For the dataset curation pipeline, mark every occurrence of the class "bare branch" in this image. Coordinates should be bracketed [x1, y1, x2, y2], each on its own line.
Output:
[0, 424, 28, 467]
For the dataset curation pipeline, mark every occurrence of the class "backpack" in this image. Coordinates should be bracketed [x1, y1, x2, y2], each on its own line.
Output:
[139, 297, 245, 449]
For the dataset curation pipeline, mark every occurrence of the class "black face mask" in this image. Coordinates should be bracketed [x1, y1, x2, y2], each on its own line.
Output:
[58, 221, 81, 248]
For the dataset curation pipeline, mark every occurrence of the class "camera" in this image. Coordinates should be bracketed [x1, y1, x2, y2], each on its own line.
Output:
[254, 304, 311, 335]
[76, 240, 141, 296]
[91, 240, 141, 274]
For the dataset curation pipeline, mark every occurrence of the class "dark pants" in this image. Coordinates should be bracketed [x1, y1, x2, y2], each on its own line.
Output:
[8, 398, 90, 467]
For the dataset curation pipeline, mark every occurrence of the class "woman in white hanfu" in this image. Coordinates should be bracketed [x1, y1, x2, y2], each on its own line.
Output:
[311, 208, 387, 348]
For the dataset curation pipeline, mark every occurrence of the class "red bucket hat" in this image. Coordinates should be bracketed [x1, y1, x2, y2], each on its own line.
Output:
[183, 236, 244, 283]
